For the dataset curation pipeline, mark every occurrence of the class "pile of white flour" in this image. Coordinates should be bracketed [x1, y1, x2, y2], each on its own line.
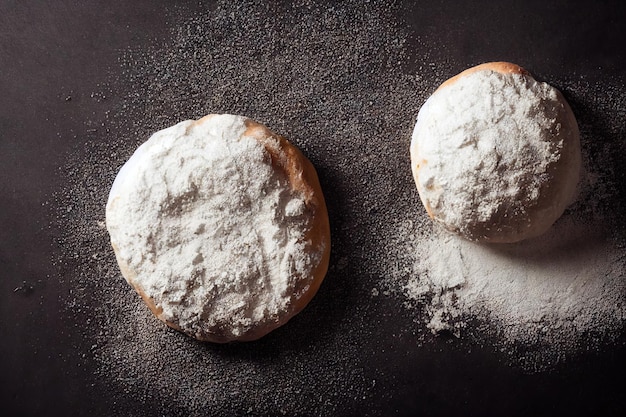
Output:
[395, 204, 626, 367]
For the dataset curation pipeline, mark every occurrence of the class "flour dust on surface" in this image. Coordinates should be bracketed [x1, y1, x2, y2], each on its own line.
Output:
[54, 0, 626, 415]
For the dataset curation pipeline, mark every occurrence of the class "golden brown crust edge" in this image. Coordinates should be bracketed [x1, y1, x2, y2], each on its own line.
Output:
[435, 61, 529, 92]
[109, 114, 331, 343]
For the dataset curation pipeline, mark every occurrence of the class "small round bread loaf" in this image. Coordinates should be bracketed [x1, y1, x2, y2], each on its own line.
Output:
[106, 114, 330, 342]
[410, 62, 581, 243]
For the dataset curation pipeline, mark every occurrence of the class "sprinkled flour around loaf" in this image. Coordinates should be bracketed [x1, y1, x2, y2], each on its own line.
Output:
[395, 211, 626, 370]
[403, 216, 626, 336]
[107, 114, 321, 340]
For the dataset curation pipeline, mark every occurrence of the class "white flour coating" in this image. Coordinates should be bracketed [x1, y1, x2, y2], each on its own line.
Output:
[106, 114, 323, 341]
[403, 215, 626, 348]
[411, 70, 580, 242]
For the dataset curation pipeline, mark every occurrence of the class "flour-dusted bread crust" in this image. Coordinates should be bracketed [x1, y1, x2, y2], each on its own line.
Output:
[106, 114, 330, 342]
[410, 62, 581, 243]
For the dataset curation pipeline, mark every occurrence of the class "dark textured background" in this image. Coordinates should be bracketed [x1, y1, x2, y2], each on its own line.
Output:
[1, 1, 625, 416]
